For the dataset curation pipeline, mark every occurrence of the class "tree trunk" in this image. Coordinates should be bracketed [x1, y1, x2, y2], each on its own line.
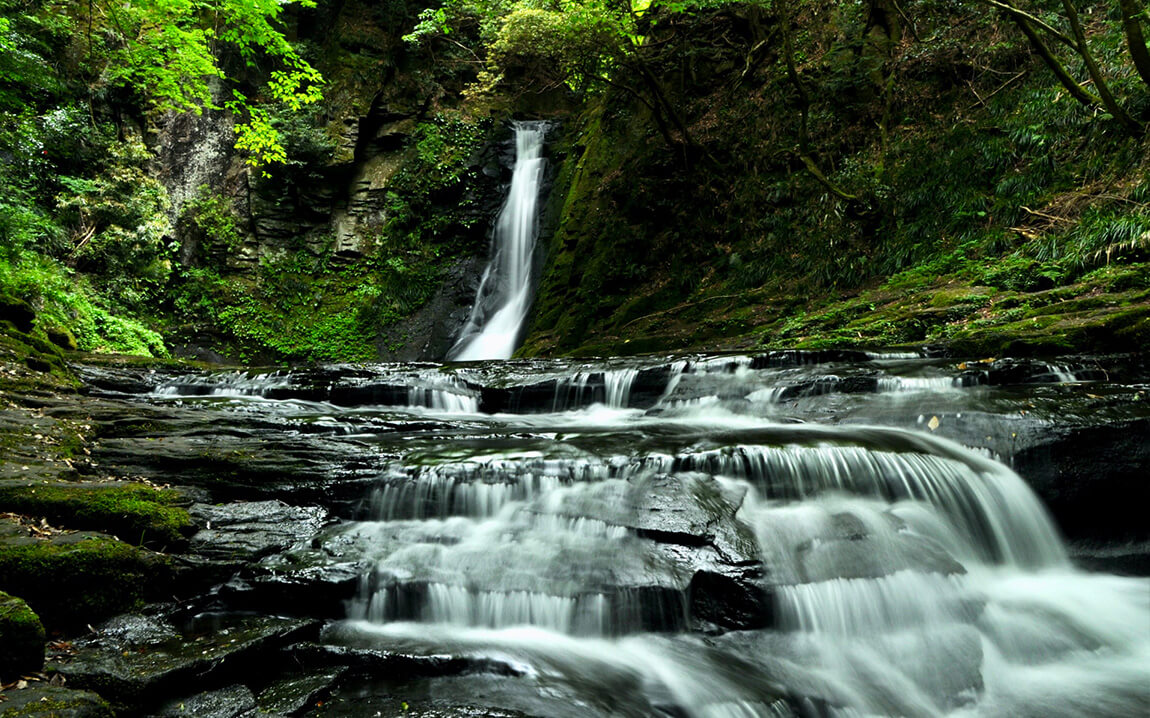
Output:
[779, 1, 858, 202]
[1061, 0, 1143, 135]
[1010, 14, 1102, 109]
[1117, 0, 1150, 88]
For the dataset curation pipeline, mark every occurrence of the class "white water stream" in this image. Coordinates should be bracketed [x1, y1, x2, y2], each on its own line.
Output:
[448, 122, 548, 361]
[145, 355, 1150, 716]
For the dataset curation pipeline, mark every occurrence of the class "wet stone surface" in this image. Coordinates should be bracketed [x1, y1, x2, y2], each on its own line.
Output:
[2, 351, 1147, 717]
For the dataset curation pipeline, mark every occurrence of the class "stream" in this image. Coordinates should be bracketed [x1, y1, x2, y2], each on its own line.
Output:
[66, 351, 1150, 717]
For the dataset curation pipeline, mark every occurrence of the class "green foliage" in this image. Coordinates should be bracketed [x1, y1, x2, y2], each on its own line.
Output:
[213, 251, 379, 362]
[404, 0, 737, 97]
[55, 138, 175, 309]
[182, 185, 245, 260]
[0, 252, 169, 356]
[1059, 207, 1150, 268]
[385, 113, 491, 250]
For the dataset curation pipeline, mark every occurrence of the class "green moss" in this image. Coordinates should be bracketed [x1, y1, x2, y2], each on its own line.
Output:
[0, 590, 45, 678]
[44, 326, 78, 351]
[0, 686, 114, 717]
[0, 535, 171, 632]
[0, 484, 193, 549]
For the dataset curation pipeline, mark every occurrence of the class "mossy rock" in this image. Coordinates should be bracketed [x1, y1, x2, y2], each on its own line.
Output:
[0, 484, 194, 550]
[0, 591, 45, 679]
[0, 530, 172, 632]
[0, 296, 35, 334]
[0, 685, 113, 718]
[45, 327, 78, 352]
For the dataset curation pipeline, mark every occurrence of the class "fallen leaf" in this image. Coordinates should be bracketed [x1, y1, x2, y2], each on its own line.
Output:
[928, 416, 940, 431]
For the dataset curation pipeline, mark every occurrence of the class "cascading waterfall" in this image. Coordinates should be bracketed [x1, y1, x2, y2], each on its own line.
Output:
[124, 352, 1149, 716]
[448, 121, 548, 361]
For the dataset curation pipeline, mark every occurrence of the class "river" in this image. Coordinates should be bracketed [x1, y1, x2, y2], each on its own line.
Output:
[71, 351, 1150, 716]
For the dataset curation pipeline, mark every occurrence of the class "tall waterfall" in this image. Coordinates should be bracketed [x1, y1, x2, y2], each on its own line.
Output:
[448, 121, 548, 361]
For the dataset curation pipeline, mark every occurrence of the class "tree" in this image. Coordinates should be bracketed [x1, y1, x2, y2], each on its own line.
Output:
[85, 0, 324, 165]
[1117, 0, 1150, 88]
[984, 0, 1146, 137]
[404, 0, 730, 161]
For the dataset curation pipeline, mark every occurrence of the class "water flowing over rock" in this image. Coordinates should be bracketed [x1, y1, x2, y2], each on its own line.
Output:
[449, 122, 549, 361]
[29, 352, 1150, 716]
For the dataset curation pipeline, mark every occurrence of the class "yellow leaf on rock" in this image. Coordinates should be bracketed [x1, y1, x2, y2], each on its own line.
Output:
[928, 416, 940, 431]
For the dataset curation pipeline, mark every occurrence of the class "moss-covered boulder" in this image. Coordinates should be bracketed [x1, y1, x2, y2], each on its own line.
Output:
[0, 483, 194, 550]
[45, 327, 78, 352]
[0, 525, 172, 632]
[0, 296, 35, 334]
[0, 591, 45, 679]
[0, 685, 113, 718]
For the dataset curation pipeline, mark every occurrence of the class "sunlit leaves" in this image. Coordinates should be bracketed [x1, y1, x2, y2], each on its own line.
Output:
[92, 0, 324, 166]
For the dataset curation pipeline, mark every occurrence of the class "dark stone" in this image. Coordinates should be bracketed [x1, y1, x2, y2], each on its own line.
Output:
[154, 685, 256, 718]
[328, 383, 412, 406]
[479, 379, 564, 414]
[0, 296, 35, 334]
[73, 368, 157, 397]
[688, 567, 772, 631]
[284, 641, 524, 679]
[957, 357, 1111, 387]
[750, 350, 875, 369]
[773, 375, 880, 400]
[93, 614, 178, 646]
[1068, 541, 1150, 576]
[188, 501, 329, 563]
[55, 614, 320, 711]
[257, 668, 345, 715]
[216, 557, 363, 619]
[1012, 417, 1150, 543]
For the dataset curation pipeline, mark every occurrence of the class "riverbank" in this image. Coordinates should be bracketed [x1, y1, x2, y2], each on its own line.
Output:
[522, 261, 1150, 357]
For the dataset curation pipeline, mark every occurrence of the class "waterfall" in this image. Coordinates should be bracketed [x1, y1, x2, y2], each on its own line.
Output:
[103, 351, 1150, 716]
[448, 121, 548, 361]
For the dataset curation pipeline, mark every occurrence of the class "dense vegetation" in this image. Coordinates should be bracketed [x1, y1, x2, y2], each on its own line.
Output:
[1, 0, 1148, 361]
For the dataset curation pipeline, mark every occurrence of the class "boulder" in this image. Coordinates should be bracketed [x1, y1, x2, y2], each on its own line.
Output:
[54, 614, 319, 712]
[0, 685, 113, 718]
[0, 592, 45, 679]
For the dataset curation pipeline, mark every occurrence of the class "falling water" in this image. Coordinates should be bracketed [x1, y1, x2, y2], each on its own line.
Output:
[448, 122, 548, 361]
[114, 352, 1150, 716]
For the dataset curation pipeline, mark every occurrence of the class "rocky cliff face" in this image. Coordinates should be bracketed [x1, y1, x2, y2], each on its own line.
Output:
[150, 0, 548, 363]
